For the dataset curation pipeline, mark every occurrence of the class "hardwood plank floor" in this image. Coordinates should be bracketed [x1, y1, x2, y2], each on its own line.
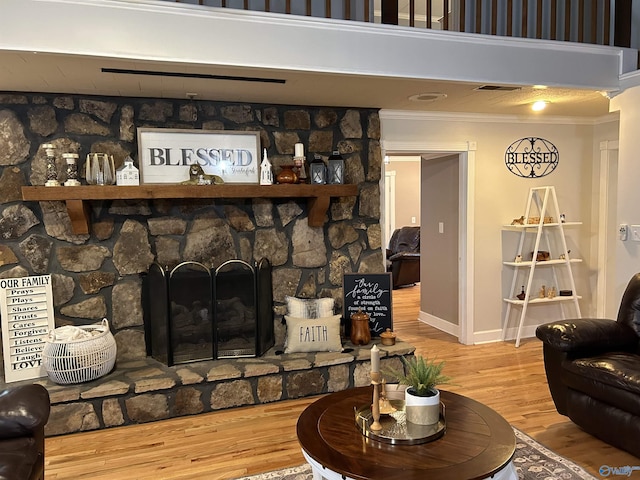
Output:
[45, 285, 637, 479]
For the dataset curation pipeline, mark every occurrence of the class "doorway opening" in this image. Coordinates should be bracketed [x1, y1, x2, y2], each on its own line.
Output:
[382, 141, 475, 344]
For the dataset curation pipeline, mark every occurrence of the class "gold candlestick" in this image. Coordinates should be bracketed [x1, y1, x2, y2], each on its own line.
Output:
[370, 371, 382, 431]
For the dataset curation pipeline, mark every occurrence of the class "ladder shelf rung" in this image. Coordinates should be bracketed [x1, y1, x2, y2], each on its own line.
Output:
[504, 295, 582, 305]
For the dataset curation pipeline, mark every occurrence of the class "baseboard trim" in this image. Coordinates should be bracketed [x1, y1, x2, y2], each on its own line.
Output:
[417, 314, 539, 346]
[472, 325, 539, 344]
[418, 311, 460, 338]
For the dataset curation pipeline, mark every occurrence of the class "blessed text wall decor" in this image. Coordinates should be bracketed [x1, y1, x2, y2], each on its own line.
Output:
[505, 137, 559, 178]
[137, 128, 260, 184]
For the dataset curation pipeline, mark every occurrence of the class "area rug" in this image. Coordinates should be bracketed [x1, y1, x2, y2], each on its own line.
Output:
[233, 427, 597, 480]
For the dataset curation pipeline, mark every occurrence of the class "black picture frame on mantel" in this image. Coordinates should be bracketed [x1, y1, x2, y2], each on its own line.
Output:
[343, 273, 393, 337]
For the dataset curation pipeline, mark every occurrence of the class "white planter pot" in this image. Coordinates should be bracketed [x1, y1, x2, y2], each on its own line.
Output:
[404, 387, 440, 425]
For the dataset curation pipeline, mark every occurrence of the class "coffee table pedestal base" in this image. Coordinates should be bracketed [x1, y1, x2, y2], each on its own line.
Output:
[302, 450, 517, 480]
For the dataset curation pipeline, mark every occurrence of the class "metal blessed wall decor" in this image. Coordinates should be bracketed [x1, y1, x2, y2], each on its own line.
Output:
[505, 137, 559, 178]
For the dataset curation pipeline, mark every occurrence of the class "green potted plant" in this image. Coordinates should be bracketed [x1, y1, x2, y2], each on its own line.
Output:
[385, 355, 451, 425]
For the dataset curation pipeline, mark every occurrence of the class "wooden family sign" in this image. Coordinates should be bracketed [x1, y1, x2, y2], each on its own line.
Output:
[343, 273, 393, 336]
[0, 275, 55, 382]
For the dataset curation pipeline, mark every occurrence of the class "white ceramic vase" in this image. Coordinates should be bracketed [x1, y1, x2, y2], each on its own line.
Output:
[404, 387, 440, 425]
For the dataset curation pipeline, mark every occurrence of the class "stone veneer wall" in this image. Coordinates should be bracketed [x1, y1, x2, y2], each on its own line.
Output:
[0, 92, 383, 362]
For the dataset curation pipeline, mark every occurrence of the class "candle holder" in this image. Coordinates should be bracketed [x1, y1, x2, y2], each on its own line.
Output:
[43, 144, 60, 187]
[63, 153, 81, 186]
[293, 156, 307, 183]
[370, 371, 382, 431]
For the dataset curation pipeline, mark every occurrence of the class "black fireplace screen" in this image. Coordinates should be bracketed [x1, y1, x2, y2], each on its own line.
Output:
[143, 258, 274, 366]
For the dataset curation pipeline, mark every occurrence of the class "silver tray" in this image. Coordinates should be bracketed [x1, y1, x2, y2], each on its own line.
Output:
[354, 400, 446, 445]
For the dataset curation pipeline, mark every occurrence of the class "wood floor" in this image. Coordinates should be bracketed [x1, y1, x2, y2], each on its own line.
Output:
[44, 286, 637, 479]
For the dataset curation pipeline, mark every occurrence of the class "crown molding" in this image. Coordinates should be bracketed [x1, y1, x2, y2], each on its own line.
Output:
[379, 109, 619, 126]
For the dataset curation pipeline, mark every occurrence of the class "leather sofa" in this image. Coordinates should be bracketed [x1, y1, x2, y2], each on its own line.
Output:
[535, 273, 640, 458]
[386, 226, 420, 289]
[0, 384, 50, 480]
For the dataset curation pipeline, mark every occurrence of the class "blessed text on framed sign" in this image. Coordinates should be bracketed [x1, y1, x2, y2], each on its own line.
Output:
[0, 275, 55, 383]
[137, 128, 261, 184]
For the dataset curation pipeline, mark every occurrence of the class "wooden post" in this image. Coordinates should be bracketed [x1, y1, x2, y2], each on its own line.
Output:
[614, 0, 631, 47]
[381, 0, 398, 25]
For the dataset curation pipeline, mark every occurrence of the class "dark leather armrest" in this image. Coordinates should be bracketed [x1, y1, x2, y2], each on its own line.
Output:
[536, 318, 638, 353]
[0, 384, 50, 440]
[388, 252, 420, 262]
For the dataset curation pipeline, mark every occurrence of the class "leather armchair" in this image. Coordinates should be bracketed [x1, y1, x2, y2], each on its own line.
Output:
[535, 273, 640, 458]
[386, 226, 420, 289]
[0, 384, 50, 480]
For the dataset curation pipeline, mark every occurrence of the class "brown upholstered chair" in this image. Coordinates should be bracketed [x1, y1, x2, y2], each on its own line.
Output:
[536, 273, 640, 458]
[0, 383, 50, 480]
[386, 226, 420, 289]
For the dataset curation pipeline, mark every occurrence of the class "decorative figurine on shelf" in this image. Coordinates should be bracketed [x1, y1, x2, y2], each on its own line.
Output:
[116, 156, 140, 186]
[180, 163, 224, 185]
[62, 153, 81, 186]
[514, 254, 522, 263]
[516, 286, 526, 300]
[511, 216, 525, 225]
[327, 150, 345, 184]
[539, 285, 546, 298]
[260, 149, 273, 185]
[293, 143, 307, 183]
[560, 213, 566, 223]
[309, 154, 327, 185]
[547, 286, 557, 299]
[43, 144, 60, 187]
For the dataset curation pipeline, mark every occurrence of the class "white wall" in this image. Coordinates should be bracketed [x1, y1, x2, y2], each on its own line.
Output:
[386, 157, 421, 229]
[611, 85, 640, 302]
[380, 111, 601, 342]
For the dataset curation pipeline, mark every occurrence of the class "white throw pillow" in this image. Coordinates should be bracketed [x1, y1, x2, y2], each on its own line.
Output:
[284, 314, 343, 353]
[285, 296, 335, 319]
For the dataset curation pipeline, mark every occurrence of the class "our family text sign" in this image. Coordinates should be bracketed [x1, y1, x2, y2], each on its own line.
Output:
[0, 275, 54, 382]
[343, 273, 393, 336]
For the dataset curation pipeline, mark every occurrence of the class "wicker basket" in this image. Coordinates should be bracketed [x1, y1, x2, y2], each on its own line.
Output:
[42, 319, 117, 384]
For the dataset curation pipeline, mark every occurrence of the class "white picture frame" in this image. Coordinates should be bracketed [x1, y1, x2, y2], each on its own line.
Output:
[0, 275, 55, 383]
[137, 128, 261, 184]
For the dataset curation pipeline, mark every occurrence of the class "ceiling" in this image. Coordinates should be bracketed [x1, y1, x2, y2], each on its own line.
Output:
[0, 48, 612, 118]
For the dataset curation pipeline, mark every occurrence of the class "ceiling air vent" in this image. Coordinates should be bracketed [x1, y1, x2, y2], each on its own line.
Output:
[475, 85, 521, 91]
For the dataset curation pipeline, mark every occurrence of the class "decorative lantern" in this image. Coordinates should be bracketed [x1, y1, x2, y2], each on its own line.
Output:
[327, 150, 344, 184]
[260, 149, 273, 185]
[43, 144, 60, 187]
[62, 153, 81, 186]
[309, 155, 327, 185]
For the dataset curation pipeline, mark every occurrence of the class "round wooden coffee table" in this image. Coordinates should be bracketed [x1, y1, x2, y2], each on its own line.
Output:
[297, 387, 516, 480]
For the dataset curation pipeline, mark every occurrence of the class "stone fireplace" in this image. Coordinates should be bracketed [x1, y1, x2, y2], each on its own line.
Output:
[0, 91, 393, 436]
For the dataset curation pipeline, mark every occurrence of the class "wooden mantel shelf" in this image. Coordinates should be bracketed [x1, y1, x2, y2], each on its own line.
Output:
[22, 184, 358, 234]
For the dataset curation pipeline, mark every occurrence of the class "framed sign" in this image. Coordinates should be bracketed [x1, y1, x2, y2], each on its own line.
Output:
[137, 128, 260, 184]
[343, 273, 393, 337]
[0, 275, 55, 382]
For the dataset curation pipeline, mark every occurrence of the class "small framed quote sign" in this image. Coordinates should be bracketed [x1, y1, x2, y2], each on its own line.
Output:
[137, 128, 261, 184]
[343, 273, 393, 337]
[0, 275, 55, 382]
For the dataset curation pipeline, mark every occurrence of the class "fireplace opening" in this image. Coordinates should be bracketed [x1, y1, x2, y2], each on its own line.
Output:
[143, 258, 274, 366]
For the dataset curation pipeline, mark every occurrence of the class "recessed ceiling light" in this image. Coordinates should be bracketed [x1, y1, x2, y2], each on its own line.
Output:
[532, 101, 548, 111]
[533, 85, 548, 90]
[408, 93, 447, 102]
